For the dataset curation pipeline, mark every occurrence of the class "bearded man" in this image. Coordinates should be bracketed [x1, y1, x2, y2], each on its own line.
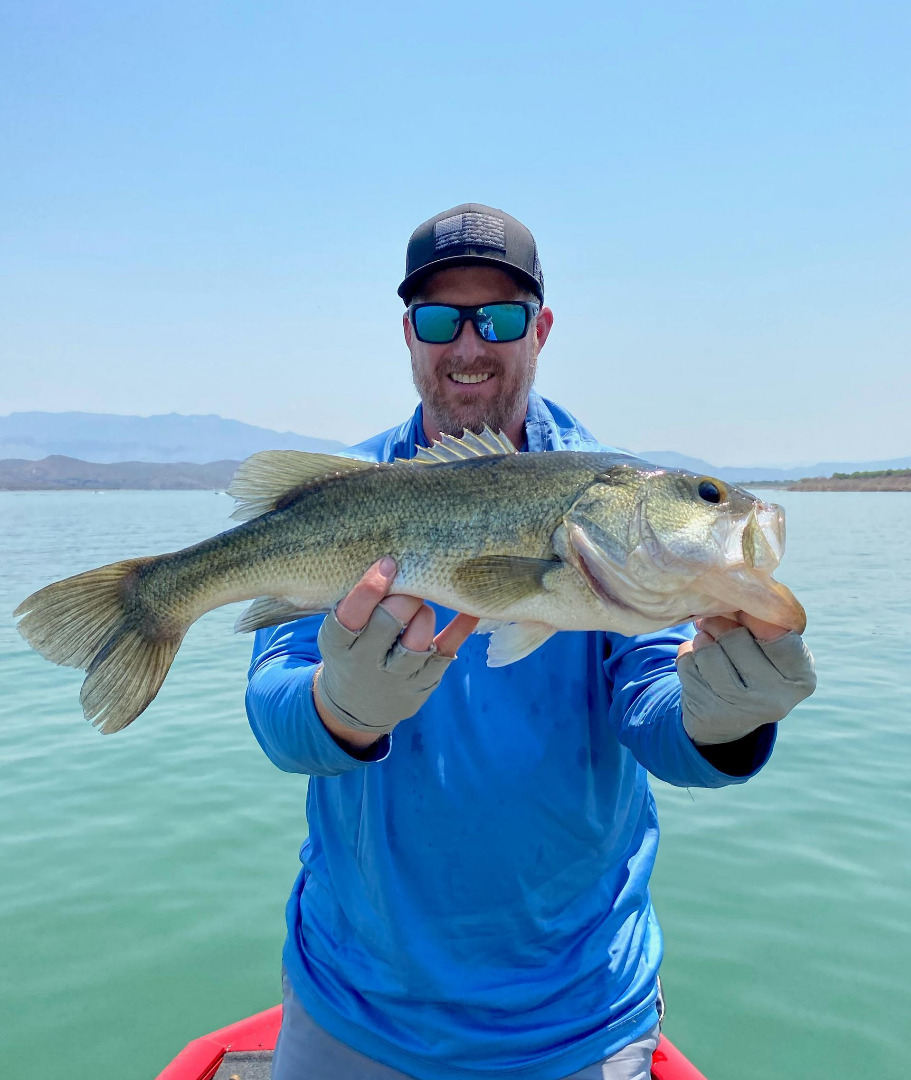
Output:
[247, 204, 816, 1080]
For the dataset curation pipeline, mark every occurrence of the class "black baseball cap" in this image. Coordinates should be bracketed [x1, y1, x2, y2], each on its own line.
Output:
[397, 203, 544, 304]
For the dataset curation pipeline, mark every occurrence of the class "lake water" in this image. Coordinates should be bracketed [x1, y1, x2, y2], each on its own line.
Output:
[1, 490, 909, 1079]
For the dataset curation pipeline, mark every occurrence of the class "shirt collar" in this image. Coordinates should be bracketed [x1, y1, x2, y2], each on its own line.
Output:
[523, 390, 568, 452]
[399, 390, 566, 458]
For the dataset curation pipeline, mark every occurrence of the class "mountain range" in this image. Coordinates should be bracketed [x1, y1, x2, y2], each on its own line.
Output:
[0, 456, 240, 492]
[1, 411, 908, 483]
[0, 411, 344, 464]
[636, 449, 911, 483]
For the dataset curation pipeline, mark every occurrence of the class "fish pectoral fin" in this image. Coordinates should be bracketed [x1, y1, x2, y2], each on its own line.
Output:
[487, 621, 557, 666]
[399, 425, 518, 466]
[234, 596, 330, 633]
[452, 555, 560, 608]
[228, 451, 381, 521]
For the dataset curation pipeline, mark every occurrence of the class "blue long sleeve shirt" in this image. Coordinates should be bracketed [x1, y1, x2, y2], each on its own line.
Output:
[246, 392, 775, 1080]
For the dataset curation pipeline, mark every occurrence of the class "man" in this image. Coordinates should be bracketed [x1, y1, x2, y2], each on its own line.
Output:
[247, 204, 816, 1080]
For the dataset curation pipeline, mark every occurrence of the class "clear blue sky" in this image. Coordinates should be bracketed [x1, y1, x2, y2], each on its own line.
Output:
[2, 0, 908, 466]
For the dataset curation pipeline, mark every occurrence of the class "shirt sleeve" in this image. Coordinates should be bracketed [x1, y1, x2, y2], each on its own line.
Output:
[245, 615, 391, 776]
[602, 623, 775, 788]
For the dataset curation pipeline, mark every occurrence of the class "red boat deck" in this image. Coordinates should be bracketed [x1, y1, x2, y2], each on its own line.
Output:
[156, 1005, 708, 1080]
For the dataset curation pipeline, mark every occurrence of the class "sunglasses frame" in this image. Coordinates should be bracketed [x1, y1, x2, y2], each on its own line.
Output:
[407, 301, 541, 344]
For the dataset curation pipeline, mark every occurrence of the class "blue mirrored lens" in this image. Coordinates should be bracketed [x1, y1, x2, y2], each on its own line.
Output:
[414, 306, 460, 343]
[477, 304, 527, 342]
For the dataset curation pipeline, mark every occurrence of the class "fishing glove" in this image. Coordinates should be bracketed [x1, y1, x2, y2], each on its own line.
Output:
[677, 628, 816, 746]
[315, 604, 455, 735]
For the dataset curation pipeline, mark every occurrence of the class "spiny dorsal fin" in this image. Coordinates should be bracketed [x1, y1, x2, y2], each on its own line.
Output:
[398, 425, 518, 466]
[228, 451, 382, 522]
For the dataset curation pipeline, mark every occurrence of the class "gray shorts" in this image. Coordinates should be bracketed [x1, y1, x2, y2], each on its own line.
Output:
[271, 974, 660, 1080]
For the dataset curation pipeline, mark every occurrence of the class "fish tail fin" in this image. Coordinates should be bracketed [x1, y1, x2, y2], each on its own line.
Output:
[14, 557, 184, 733]
[80, 626, 183, 734]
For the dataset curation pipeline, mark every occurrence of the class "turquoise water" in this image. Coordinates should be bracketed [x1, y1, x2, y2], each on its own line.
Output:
[1, 490, 909, 1079]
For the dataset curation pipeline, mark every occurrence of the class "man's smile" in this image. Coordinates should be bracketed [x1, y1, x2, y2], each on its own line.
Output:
[448, 372, 494, 385]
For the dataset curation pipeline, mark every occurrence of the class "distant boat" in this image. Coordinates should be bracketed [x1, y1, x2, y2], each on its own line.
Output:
[155, 1005, 708, 1079]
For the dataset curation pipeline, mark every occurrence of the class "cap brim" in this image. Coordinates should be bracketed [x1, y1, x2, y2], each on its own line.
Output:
[398, 255, 543, 304]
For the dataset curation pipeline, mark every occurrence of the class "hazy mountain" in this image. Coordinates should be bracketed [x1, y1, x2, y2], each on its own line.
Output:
[638, 450, 911, 483]
[0, 411, 344, 463]
[1, 412, 907, 486]
[0, 456, 240, 491]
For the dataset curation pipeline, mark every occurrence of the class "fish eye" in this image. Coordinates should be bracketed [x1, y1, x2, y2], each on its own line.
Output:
[697, 478, 725, 504]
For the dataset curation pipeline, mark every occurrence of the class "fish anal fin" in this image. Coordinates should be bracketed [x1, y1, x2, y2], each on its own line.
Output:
[453, 555, 559, 609]
[487, 621, 557, 666]
[400, 425, 518, 466]
[234, 596, 329, 633]
[228, 452, 381, 522]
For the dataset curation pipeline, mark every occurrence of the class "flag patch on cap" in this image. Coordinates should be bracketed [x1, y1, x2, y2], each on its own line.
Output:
[434, 212, 506, 253]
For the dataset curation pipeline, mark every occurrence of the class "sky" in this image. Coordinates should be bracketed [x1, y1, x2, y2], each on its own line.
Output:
[1, 0, 908, 466]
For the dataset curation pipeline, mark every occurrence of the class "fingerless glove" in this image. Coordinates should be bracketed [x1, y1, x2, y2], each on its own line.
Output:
[677, 628, 816, 746]
[316, 604, 455, 735]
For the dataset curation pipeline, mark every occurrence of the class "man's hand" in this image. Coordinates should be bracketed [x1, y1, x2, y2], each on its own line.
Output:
[676, 611, 816, 747]
[313, 557, 478, 752]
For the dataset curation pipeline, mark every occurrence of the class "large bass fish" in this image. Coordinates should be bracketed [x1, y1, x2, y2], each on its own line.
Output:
[15, 427, 806, 733]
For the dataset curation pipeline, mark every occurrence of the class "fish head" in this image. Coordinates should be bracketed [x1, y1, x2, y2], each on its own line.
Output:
[562, 461, 806, 633]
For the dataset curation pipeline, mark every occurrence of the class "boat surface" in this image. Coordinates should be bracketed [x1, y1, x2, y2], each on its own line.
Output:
[155, 1005, 709, 1079]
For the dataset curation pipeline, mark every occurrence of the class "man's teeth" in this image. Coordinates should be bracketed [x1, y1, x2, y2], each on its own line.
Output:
[450, 372, 492, 384]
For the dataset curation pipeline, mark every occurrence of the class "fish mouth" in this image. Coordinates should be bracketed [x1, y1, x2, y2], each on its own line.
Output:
[565, 504, 807, 634]
[712, 501, 786, 571]
[701, 570, 807, 633]
[697, 499, 805, 631]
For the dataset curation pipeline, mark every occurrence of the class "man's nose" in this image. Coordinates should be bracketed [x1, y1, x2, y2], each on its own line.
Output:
[450, 317, 486, 356]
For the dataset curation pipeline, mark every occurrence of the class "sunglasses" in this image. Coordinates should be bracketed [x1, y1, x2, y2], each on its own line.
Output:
[408, 301, 540, 344]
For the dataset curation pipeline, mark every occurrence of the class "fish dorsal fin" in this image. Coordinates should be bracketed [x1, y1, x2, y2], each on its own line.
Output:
[228, 451, 380, 521]
[399, 425, 518, 466]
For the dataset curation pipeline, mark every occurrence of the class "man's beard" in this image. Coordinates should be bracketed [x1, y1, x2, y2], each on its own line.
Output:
[411, 354, 537, 438]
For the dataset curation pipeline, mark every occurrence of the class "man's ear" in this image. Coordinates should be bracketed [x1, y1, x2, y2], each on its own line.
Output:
[403, 311, 413, 348]
[534, 306, 554, 352]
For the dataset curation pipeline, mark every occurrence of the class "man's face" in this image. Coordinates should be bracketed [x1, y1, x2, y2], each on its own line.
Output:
[403, 266, 553, 441]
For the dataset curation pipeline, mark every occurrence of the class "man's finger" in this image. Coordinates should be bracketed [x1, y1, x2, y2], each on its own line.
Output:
[735, 610, 790, 642]
[335, 557, 397, 632]
[381, 594, 426, 627]
[695, 615, 741, 640]
[399, 604, 436, 651]
[691, 630, 717, 653]
[679, 628, 718, 660]
[434, 613, 480, 658]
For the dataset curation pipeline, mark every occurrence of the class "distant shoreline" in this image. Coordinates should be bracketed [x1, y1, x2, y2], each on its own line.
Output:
[782, 476, 911, 492]
[0, 456, 240, 492]
[2, 456, 910, 493]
